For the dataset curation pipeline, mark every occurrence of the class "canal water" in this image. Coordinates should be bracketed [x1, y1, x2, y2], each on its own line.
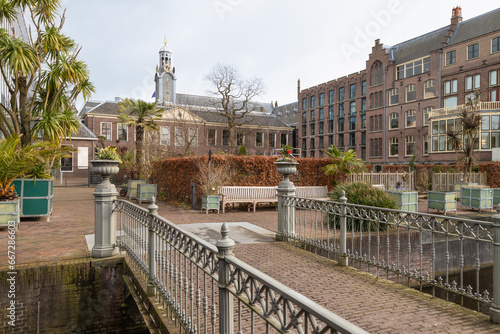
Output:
[0, 260, 149, 333]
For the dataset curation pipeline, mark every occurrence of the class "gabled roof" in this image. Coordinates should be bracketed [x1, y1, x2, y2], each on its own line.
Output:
[448, 7, 500, 45]
[271, 102, 299, 127]
[176, 93, 274, 114]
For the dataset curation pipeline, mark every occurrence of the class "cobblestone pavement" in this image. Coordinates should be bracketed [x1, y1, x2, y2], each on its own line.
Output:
[1, 184, 499, 333]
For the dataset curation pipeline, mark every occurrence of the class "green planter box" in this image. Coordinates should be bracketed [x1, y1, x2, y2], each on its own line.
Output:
[0, 199, 19, 230]
[386, 190, 418, 212]
[13, 179, 54, 220]
[128, 180, 146, 200]
[461, 187, 493, 211]
[427, 191, 457, 214]
[201, 195, 220, 214]
[494, 189, 500, 206]
[453, 183, 478, 199]
[137, 184, 157, 204]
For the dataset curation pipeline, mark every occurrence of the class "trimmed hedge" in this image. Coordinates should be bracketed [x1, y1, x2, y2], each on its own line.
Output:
[152, 155, 337, 203]
[478, 162, 500, 188]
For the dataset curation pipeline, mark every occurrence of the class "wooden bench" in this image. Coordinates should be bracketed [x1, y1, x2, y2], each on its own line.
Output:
[219, 186, 278, 213]
[295, 186, 330, 200]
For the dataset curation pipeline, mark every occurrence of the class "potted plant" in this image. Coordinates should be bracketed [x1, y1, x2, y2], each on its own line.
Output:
[275, 144, 298, 177]
[196, 158, 230, 214]
[461, 185, 493, 211]
[91, 146, 122, 184]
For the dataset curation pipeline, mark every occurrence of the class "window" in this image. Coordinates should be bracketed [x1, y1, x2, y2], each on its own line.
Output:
[444, 79, 458, 95]
[370, 61, 383, 86]
[349, 133, 355, 147]
[349, 101, 355, 115]
[310, 96, 315, 108]
[370, 115, 383, 132]
[361, 81, 367, 96]
[222, 130, 230, 146]
[329, 90, 334, 104]
[329, 135, 334, 146]
[370, 138, 382, 157]
[493, 37, 500, 53]
[280, 133, 287, 146]
[311, 110, 315, 122]
[423, 106, 434, 125]
[101, 122, 111, 141]
[268, 133, 276, 148]
[160, 126, 170, 145]
[490, 69, 500, 86]
[339, 87, 345, 101]
[61, 146, 73, 172]
[389, 112, 399, 129]
[396, 57, 430, 79]
[302, 139, 307, 151]
[328, 120, 334, 133]
[208, 129, 216, 146]
[350, 84, 356, 99]
[466, 74, 481, 91]
[370, 91, 383, 109]
[310, 123, 315, 136]
[361, 98, 366, 113]
[423, 135, 429, 155]
[328, 106, 334, 119]
[361, 114, 366, 129]
[405, 136, 415, 156]
[189, 128, 198, 146]
[338, 118, 344, 132]
[117, 124, 128, 141]
[446, 50, 456, 65]
[319, 108, 324, 121]
[338, 134, 344, 148]
[424, 80, 436, 98]
[361, 131, 366, 146]
[319, 121, 324, 135]
[389, 137, 398, 156]
[467, 43, 479, 60]
[405, 110, 416, 128]
[389, 88, 399, 105]
[406, 84, 416, 102]
[302, 112, 307, 124]
[310, 138, 315, 149]
[319, 93, 324, 106]
[302, 98, 307, 110]
[339, 103, 344, 117]
[302, 124, 306, 137]
[444, 96, 458, 107]
[175, 127, 184, 146]
[255, 132, 263, 147]
[349, 116, 356, 131]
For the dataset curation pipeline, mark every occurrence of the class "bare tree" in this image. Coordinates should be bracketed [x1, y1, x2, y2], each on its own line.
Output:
[205, 64, 265, 154]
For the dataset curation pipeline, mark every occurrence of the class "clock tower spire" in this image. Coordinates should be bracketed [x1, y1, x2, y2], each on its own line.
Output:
[154, 38, 176, 105]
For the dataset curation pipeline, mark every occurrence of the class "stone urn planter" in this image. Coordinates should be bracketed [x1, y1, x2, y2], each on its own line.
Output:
[274, 161, 298, 184]
[90, 160, 120, 184]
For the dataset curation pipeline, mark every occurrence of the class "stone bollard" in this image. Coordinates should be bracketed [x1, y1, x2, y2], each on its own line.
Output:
[491, 204, 500, 323]
[275, 161, 298, 241]
[147, 197, 159, 296]
[338, 191, 348, 267]
[216, 223, 235, 334]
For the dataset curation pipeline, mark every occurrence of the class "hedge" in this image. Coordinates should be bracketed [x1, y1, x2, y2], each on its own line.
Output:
[151, 155, 338, 203]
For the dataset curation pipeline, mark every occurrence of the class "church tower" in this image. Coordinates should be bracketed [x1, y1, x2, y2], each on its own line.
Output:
[154, 38, 176, 105]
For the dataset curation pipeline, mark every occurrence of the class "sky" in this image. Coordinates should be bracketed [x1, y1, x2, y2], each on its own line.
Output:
[59, 0, 500, 111]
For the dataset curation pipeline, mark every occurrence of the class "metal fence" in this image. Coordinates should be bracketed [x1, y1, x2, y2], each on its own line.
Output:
[346, 172, 414, 191]
[280, 194, 499, 315]
[115, 199, 368, 334]
[432, 173, 487, 191]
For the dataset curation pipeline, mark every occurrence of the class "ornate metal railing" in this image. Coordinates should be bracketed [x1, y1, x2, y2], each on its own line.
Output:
[281, 194, 498, 313]
[429, 101, 500, 118]
[114, 199, 368, 334]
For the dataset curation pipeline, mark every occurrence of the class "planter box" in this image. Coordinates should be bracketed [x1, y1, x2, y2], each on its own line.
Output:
[137, 184, 157, 204]
[13, 179, 54, 221]
[0, 199, 19, 230]
[128, 180, 146, 200]
[461, 187, 493, 211]
[201, 195, 220, 214]
[494, 189, 500, 206]
[386, 190, 418, 212]
[453, 183, 478, 199]
[427, 191, 457, 214]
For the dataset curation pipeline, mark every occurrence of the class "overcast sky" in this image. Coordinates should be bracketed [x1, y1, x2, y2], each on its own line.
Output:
[60, 0, 500, 111]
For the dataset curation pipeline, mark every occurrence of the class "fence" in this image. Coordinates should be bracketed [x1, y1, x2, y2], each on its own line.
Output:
[346, 172, 414, 190]
[432, 173, 487, 191]
[115, 199, 368, 334]
[280, 193, 500, 319]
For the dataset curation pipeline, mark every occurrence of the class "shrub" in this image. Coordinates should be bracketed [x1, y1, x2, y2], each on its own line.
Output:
[238, 145, 247, 156]
[328, 182, 398, 232]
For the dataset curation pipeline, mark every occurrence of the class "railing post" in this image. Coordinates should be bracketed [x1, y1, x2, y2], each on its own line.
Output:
[490, 204, 500, 323]
[147, 197, 158, 296]
[339, 191, 348, 267]
[216, 223, 235, 334]
[276, 163, 297, 241]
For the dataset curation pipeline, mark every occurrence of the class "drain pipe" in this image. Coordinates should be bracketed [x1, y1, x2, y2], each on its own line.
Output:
[190, 183, 196, 210]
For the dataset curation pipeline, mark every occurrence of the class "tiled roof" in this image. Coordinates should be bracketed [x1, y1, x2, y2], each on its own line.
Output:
[448, 8, 500, 45]
[176, 93, 274, 114]
[73, 122, 98, 139]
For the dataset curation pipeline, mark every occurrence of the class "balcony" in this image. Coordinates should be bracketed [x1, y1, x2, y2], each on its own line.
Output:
[429, 101, 500, 119]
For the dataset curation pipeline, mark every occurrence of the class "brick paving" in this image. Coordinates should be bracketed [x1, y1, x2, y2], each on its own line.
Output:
[1, 184, 500, 333]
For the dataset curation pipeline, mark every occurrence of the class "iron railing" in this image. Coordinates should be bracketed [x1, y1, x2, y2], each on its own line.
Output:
[114, 198, 368, 334]
[281, 194, 497, 313]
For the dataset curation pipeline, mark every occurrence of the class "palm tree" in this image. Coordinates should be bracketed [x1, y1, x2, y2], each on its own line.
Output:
[117, 98, 165, 177]
[322, 145, 366, 187]
[446, 91, 482, 182]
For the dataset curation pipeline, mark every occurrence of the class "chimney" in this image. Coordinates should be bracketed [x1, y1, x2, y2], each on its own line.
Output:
[451, 6, 463, 28]
[297, 78, 301, 99]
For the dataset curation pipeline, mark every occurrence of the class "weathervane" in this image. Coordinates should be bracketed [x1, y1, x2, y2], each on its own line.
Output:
[163, 36, 167, 46]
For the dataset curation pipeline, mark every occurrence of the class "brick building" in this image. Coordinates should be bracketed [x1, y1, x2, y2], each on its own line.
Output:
[298, 7, 500, 169]
[79, 42, 291, 159]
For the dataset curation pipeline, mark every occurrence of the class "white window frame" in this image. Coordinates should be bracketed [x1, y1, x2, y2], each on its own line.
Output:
[160, 126, 170, 146]
[117, 123, 128, 142]
[101, 122, 112, 141]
